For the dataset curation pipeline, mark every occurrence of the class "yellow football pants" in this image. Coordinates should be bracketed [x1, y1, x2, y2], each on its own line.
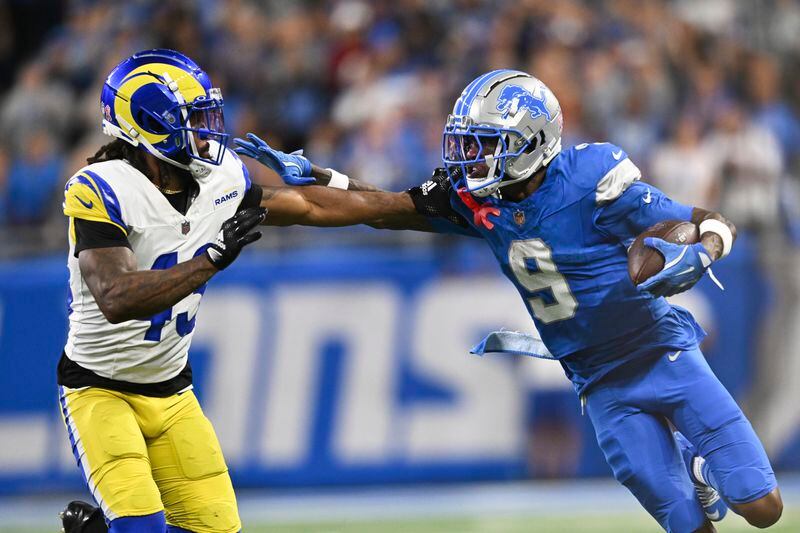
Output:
[58, 386, 241, 532]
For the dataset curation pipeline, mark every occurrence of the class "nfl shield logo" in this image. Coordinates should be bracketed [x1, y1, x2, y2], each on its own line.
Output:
[514, 210, 525, 226]
[181, 221, 191, 235]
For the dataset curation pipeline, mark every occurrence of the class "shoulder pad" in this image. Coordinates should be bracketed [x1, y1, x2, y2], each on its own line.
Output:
[63, 167, 127, 234]
[572, 142, 641, 205]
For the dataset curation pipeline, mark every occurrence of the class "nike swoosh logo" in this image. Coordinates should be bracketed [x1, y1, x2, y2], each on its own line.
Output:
[707, 510, 720, 520]
[675, 266, 695, 276]
[612, 150, 623, 160]
[643, 189, 652, 204]
[663, 245, 689, 270]
[76, 196, 93, 209]
[284, 162, 302, 171]
[668, 351, 682, 362]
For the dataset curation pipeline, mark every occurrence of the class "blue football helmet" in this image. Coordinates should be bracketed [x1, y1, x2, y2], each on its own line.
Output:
[101, 49, 228, 177]
[443, 70, 562, 197]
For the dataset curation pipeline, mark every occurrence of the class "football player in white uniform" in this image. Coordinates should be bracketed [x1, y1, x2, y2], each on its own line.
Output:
[59, 49, 264, 533]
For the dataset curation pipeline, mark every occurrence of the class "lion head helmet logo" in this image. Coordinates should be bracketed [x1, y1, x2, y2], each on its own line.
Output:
[495, 84, 552, 122]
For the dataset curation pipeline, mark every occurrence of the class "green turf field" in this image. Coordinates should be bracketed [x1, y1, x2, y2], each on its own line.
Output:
[251, 511, 797, 533]
[5, 478, 795, 533]
[8, 511, 796, 533]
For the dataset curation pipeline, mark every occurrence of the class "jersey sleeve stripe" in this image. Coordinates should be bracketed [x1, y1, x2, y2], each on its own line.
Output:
[595, 158, 642, 205]
[81, 170, 126, 228]
[63, 171, 128, 235]
[64, 172, 100, 197]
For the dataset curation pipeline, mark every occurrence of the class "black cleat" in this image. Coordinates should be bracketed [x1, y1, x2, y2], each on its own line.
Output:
[60, 500, 107, 533]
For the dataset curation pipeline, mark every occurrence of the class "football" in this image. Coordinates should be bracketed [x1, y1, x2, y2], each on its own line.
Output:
[628, 220, 699, 285]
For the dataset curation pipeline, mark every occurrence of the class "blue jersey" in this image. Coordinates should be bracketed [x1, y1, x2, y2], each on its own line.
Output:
[444, 143, 705, 393]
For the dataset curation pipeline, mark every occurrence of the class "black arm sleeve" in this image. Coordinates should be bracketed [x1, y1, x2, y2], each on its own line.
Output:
[238, 185, 263, 210]
[73, 218, 132, 258]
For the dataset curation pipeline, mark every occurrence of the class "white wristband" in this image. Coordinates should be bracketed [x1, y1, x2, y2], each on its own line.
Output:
[699, 219, 733, 259]
[326, 168, 350, 190]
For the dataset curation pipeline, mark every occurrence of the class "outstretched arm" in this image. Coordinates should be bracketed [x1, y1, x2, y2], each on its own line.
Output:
[233, 133, 381, 192]
[256, 184, 434, 231]
[234, 133, 477, 234]
[308, 164, 382, 192]
[233, 133, 419, 226]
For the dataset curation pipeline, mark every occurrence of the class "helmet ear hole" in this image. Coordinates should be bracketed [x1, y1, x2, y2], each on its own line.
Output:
[524, 130, 546, 154]
[129, 82, 180, 135]
[135, 110, 170, 135]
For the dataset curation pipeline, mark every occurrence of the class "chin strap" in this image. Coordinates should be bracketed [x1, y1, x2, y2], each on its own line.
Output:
[103, 118, 212, 179]
[469, 134, 510, 198]
[161, 72, 205, 168]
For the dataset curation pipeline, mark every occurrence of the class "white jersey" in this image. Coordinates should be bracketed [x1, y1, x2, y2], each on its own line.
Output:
[63, 146, 251, 383]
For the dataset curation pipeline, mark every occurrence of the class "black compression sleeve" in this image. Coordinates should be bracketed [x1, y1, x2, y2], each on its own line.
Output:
[73, 218, 131, 258]
[238, 185, 263, 210]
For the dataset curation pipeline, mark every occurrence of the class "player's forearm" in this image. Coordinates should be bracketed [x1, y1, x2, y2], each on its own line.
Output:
[88, 252, 217, 323]
[691, 208, 737, 261]
[304, 186, 419, 226]
[260, 184, 430, 229]
[305, 167, 456, 231]
[305, 171, 436, 229]
[310, 164, 382, 192]
[308, 186, 435, 230]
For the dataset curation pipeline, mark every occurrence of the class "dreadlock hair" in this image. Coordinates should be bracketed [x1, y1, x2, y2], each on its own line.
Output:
[87, 138, 143, 166]
[87, 138, 194, 191]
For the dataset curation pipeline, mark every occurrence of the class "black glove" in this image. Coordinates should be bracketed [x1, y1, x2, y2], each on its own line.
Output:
[407, 168, 471, 229]
[206, 207, 266, 270]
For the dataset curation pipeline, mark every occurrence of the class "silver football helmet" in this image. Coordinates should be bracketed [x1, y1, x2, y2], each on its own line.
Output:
[442, 70, 563, 197]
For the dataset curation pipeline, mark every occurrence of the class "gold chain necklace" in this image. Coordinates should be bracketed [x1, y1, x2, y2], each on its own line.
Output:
[154, 182, 185, 194]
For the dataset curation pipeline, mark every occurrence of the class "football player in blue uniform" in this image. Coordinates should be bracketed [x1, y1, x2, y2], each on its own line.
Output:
[235, 70, 783, 532]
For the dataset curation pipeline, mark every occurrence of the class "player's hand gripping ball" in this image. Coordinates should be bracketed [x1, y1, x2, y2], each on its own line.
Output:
[628, 220, 711, 297]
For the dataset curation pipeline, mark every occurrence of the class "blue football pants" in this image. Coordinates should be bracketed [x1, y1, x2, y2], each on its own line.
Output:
[585, 347, 776, 532]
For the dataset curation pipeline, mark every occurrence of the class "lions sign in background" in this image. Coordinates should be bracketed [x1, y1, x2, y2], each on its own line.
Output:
[0, 237, 795, 493]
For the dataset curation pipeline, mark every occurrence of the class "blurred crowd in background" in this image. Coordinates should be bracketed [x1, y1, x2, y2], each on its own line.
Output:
[1, 0, 800, 482]
[1, 0, 800, 256]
